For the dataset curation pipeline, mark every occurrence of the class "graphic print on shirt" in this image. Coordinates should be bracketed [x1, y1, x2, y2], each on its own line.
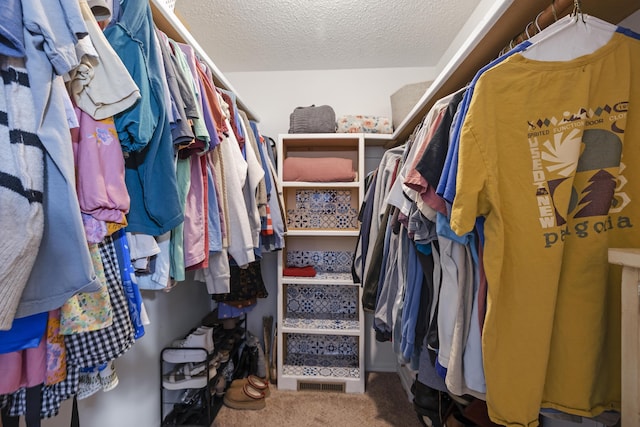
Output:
[89, 119, 118, 146]
[526, 101, 633, 248]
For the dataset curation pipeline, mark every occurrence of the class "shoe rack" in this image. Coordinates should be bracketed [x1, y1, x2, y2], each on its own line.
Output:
[276, 133, 365, 393]
[160, 315, 247, 425]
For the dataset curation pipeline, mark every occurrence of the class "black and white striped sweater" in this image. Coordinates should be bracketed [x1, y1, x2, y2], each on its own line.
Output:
[0, 56, 45, 330]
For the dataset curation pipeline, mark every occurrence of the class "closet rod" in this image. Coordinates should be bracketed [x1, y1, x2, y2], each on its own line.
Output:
[500, 0, 575, 53]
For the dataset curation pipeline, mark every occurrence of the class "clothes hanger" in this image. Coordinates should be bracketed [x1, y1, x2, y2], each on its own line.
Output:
[497, 8, 548, 58]
[571, 0, 587, 24]
[534, 11, 544, 34]
[520, 0, 617, 62]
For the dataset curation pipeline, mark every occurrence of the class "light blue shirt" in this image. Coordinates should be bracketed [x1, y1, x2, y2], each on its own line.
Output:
[18, 0, 100, 318]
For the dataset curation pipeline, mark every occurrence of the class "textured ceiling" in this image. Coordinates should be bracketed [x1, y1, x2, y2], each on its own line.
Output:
[174, 0, 479, 72]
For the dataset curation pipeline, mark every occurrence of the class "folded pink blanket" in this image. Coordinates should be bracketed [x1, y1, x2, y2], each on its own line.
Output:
[283, 157, 356, 182]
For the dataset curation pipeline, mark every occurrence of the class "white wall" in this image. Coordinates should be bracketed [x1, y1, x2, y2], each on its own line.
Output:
[227, 66, 436, 139]
[619, 8, 640, 30]
[434, 0, 512, 74]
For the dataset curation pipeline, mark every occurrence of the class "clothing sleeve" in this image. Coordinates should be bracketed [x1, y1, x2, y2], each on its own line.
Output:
[449, 108, 490, 237]
[71, 0, 140, 121]
[58, 0, 89, 40]
[104, 27, 157, 152]
[102, 0, 162, 152]
[21, 0, 81, 76]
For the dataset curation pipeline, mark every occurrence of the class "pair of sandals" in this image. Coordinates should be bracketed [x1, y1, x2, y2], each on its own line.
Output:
[222, 375, 270, 410]
[163, 360, 218, 390]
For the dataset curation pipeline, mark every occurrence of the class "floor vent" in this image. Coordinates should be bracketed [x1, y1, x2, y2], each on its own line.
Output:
[297, 381, 346, 393]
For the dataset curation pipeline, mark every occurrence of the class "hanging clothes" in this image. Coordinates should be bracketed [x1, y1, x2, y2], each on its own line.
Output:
[451, 30, 640, 426]
[70, 0, 140, 122]
[0, 57, 45, 331]
[104, 0, 183, 235]
[18, 0, 101, 323]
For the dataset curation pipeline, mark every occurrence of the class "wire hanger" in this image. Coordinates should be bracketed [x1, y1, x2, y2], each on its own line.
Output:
[534, 11, 544, 33]
[571, 0, 586, 23]
[524, 21, 533, 40]
[551, 0, 558, 22]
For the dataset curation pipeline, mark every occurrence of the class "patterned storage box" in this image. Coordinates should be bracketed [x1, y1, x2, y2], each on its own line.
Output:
[284, 285, 358, 330]
[336, 115, 393, 134]
[286, 334, 358, 356]
[287, 285, 357, 315]
[283, 334, 360, 378]
[282, 354, 360, 378]
[286, 189, 358, 230]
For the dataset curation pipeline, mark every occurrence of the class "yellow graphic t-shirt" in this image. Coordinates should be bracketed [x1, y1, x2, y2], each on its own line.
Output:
[451, 32, 640, 427]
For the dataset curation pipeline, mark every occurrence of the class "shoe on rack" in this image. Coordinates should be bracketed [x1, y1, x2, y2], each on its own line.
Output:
[201, 309, 223, 327]
[412, 379, 451, 427]
[162, 360, 217, 390]
[212, 374, 227, 397]
[172, 389, 207, 425]
[178, 388, 201, 406]
[211, 349, 229, 366]
[223, 317, 238, 330]
[163, 327, 215, 363]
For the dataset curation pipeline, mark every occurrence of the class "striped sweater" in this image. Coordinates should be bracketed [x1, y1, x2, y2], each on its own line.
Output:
[0, 57, 45, 330]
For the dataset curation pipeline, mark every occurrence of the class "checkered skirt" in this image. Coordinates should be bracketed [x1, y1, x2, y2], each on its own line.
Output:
[1, 236, 135, 417]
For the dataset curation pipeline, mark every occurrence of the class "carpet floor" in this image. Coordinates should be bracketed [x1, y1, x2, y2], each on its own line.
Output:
[211, 372, 423, 427]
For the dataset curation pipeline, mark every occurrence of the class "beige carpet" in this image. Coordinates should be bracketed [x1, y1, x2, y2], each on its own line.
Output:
[212, 372, 423, 427]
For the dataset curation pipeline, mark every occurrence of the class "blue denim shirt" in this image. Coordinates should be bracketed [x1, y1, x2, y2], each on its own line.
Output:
[0, 0, 24, 57]
[104, 0, 183, 235]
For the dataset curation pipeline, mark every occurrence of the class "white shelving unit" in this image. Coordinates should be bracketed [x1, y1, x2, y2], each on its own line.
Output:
[276, 133, 365, 393]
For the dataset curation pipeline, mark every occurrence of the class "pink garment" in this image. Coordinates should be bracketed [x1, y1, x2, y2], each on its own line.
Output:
[282, 157, 355, 182]
[0, 329, 47, 394]
[183, 155, 207, 267]
[422, 187, 447, 215]
[404, 108, 447, 215]
[72, 105, 130, 224]
[186, 155, 210, 271]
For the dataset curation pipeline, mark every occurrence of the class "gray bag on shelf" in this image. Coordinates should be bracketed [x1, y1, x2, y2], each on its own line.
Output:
[288, 104, 336, 133]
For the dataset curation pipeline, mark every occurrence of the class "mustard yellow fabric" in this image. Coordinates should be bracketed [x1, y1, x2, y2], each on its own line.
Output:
[451, 32, 640, 426]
